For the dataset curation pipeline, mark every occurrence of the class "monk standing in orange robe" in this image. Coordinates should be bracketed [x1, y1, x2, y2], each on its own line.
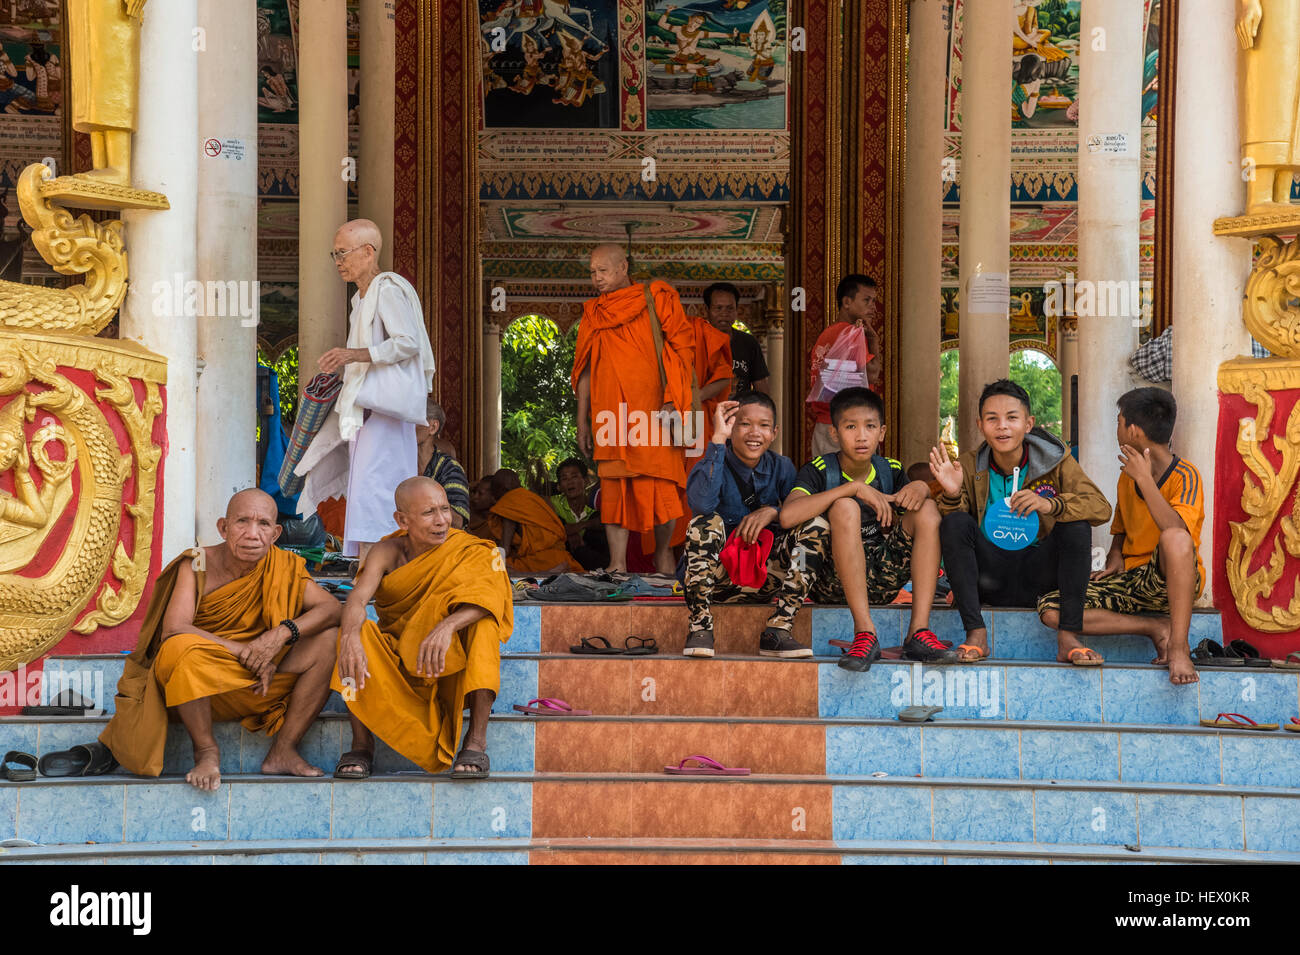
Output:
[97, 490, 342, 791]
[573, 244, 695, 573]
[332, 477, 513, 778]
[488, 469, 582, 573]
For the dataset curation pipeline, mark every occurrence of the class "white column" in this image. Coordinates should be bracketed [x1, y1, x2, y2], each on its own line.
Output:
[194, 0, 258, 544]
[766, 319, 786, 455]
[483, 316, 502, 476]
[900, 0, 946, 466]
[359, 0, 395, 272]
[297, 0, 349, 396]
[1077, 0, 1143, 547]
[120, 0, 200, 556]
[1171, 0, 1252, 602]
[956, 0, 1012, 452]
[1059, 317, 1079, 444]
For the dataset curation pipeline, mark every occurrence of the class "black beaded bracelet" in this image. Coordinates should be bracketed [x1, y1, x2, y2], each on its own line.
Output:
[280, 618, 300, 646]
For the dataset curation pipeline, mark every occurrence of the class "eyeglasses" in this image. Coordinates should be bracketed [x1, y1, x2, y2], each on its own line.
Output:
[330, 244, 373, 263]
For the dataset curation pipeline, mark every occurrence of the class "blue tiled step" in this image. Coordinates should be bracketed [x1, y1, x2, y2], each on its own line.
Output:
[3, 836, 1297, 865]
[3, 772, 1298, 853]
[9, 712, 1300, 788]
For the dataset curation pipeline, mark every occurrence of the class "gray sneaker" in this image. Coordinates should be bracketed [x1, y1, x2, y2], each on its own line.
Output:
[758, 627, 813, 659]
[683, 630, 715, 658]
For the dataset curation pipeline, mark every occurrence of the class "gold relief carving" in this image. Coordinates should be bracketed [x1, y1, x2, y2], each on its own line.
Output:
[1218, 358, 1300, 631]
[0, 335, 165, 669]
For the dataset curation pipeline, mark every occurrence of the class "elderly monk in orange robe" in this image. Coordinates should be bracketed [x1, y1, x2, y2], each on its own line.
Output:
[331, 477, 513, 779]
[488, 468, 582, 573]
[574, 244, 695, 573]
[98, 489, 342, 791]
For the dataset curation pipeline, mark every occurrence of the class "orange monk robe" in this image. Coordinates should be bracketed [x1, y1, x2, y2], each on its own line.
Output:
[328, 529, 513, 773]
[489, 486, 582, 572]
[99, 547, 314, 777]
[573, 279, 695, 533]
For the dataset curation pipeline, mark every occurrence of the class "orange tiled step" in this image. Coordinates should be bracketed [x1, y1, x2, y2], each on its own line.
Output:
[538, 603, 810, 656]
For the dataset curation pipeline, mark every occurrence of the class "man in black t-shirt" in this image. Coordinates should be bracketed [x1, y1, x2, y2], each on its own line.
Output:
[703, 282, 770, 396]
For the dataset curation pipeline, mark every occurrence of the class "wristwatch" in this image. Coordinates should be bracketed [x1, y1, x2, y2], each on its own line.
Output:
[280, 618, 301, 646]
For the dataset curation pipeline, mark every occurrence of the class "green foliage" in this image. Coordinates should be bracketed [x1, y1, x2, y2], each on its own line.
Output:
[500, 316, 578, 490]
[258, 345, 299, 425]
[1036, 0, 1080, 41]
[938, 348, 1063, 438]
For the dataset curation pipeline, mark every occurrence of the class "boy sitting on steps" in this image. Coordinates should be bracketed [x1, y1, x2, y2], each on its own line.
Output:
[1037, 388, 1204, 686]
[768, 387, 948, 671]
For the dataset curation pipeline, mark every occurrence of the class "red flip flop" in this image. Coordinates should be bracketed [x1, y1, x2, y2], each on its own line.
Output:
[1284, 718, 1300, 733]
[511, 698, 593, 717]
[664, 755, 750, 776]
[1198, 712, 1280, 731]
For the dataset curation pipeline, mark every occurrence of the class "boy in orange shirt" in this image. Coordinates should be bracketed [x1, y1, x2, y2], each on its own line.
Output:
[1038, 388, 1204, 686]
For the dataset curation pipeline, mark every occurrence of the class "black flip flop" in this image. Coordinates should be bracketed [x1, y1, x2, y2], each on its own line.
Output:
[1229, 639, 1271, 668]
[0, 751, 36, 782]
[1191, 638, 1242, 667]
[568, 635, 624, 655]
[21, 689, 100, 716]
[37, 740, 117, 777]
[333, 749, 373, 780]
[449, 748, 490, 779]
[623, 635, 658, 656]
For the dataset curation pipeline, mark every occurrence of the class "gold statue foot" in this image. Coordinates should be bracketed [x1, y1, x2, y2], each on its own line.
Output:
[40, 173, 169, 213]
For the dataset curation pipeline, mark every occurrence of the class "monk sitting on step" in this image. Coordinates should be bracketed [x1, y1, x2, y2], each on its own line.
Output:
[97, 489, 342, 792]
[488, 468, 582, 574]
[331, 477, 514, 779]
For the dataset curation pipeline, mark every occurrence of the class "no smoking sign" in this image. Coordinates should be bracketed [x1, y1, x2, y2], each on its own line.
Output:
[202, 137, 245, 161]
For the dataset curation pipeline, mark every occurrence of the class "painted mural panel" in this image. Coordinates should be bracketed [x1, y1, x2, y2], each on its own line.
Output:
[257, 0, 299, 124]
[480, 0, 620, 129]
[643, 0, 787, 130]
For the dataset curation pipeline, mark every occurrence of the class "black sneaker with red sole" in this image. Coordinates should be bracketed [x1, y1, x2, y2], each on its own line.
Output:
[903, 628, 958, 664]
[837, 631, 881, 672]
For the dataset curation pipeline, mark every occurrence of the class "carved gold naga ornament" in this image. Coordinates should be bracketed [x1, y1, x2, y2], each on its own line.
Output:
[0, 0, 169, 670]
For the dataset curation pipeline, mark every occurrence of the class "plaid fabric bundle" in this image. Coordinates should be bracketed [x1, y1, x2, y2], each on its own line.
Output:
[1129, 326, 1172, 382]
[278, 372, 342, 496]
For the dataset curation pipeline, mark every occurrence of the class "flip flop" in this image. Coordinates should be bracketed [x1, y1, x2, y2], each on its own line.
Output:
[333, 749, 373, 780]
[1067, 646, 1104, 667]
[1285, 718, 1300, 733]
[623, 635, 658, 656]
[1198, 712, 1280, 731]
[511, 697, 593, 717]
[0, 751, 36, 782]
[449, 747, 490, 779]
[956, 643, 990, 663]
[897, 705, 943, 723]
[21, 689, 101, 716]
[1270, 651, 1300, 670]
[37, 740, 117, 777]
[1191, 638, 1243, 667]
[664, 755, 750, 776]
[1229, 639, 1270, 668]
[568, 635, 624, 655]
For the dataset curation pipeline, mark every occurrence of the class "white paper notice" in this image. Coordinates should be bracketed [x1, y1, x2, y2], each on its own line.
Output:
[1085, 132, 1128, 154]
[967, 272, 1010, 315]
[202, 137, 246, 161]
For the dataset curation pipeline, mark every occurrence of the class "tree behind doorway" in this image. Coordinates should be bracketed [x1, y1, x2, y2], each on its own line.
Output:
[501, 315, 578, 490]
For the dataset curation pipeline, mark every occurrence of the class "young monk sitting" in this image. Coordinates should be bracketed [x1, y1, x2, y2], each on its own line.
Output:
[770, 387, 948, 671]
[331, 477, 514, 779]
[467, 478, 495, 539]
[487, 468, 582, 574]
[94, 489, 342, 791]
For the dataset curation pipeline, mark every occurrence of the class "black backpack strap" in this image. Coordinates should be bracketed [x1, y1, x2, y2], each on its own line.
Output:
[872, 454, 898, 495]
[823, 452, 841, 490]
[724, 456, 761, 511]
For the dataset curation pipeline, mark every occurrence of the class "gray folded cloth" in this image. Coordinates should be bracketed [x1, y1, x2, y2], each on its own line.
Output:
[529, 573, 630, 602]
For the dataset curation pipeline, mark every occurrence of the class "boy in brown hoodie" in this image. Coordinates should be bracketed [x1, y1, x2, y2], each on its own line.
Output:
[930, 379, 1112, 664]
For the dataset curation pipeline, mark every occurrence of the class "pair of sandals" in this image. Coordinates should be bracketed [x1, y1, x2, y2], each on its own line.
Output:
[1, 741, 118, 780]
[569, 635, 658, 655]
[332, 746, 491, 781]
[1192, 639, 1296, 669]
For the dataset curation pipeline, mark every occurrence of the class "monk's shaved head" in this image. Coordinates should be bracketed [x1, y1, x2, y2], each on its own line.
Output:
[395, 475, 447, 513]
[589, 243, 631, 295]
[335, 217, 383, 254]
[490, 468, 521, 499]
[226, 488, 278, 522]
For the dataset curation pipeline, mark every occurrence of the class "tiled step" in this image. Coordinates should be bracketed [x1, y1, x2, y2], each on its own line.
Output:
[21, 651, 1300, 736]
[3, 836, 1296, 865]
[10, 710, 1300, 785]
[3, 773, 1298, 853]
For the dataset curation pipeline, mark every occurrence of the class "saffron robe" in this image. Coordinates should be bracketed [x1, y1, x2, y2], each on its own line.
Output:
[329, 530, 513, 773]
[573, 280, 695, 533]
[99, 547, 313, 777]
[489, 486, 582, 573]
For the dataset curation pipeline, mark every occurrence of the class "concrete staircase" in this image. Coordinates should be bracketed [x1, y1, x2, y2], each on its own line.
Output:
[3, 602, 1299, 864]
